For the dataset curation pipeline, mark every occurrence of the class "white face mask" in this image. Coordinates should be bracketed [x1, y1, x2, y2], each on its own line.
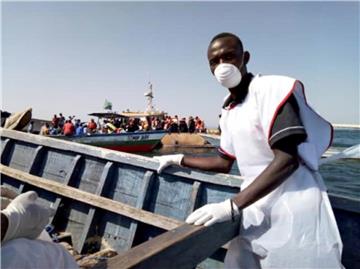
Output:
[214, 63, 242, 89]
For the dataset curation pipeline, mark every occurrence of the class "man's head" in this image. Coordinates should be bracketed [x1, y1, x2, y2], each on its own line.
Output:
[207, 32, 250, 77]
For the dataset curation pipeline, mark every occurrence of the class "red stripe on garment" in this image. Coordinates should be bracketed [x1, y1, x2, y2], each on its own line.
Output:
[267, 80, 333, 150]
[219, 147, 236, 160]
[229, 102, 237, 110]
[267, 81, 298, 142]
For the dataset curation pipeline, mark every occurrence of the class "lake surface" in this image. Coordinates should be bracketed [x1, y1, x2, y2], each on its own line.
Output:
[146, 128, 360, 199]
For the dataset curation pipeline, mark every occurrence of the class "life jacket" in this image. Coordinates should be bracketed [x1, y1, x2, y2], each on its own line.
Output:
[63, 123, 75, 136]
[88, 121, 97, 130]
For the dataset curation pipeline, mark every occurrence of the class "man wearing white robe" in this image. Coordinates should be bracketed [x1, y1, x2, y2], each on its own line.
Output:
[154, 32, 343, 268]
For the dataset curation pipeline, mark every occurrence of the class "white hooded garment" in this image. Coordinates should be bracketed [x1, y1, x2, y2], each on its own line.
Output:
[219, 75, 343, 268]
[1, 237, 79, 269]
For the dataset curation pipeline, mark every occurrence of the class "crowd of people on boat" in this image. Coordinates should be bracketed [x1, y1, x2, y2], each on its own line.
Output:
[36, 113, 206, 136]
[154, 115, 206, 133]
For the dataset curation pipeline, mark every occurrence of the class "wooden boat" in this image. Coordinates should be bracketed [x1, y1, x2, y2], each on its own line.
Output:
[51, 112, 167, 153]
[54, 130, 166, 153]
[0, 128, 359, 268]
[119, 113, 212, 148]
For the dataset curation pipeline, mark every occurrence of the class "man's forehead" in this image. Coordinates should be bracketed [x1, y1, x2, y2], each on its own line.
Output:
[208, 37, 242, 56]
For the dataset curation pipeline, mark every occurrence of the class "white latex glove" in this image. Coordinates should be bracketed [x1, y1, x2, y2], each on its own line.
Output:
[1, 191, 54, 243]
[186, 199, 240, 227]
[153, 154, 184, 173]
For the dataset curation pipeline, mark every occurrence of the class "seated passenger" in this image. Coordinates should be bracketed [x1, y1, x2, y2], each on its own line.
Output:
[87, 119, 97, 133]
[188, 116, 195, 133]
[63, 120, 75, 136]
[126, 118, 140, 132]
[75, 124, 84, 136]
[179, 117, 188, 133]
[40, 123, 50, 136]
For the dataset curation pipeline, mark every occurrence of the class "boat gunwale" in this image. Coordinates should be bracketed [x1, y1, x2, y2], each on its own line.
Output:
[0, 128, 243, 188]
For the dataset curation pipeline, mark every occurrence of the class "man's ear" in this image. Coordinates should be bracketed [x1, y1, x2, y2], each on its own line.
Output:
[243, 51, 250, 65]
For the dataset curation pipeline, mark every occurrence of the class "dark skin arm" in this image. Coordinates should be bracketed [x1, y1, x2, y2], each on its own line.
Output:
[181, 141, 299, 210]
[182, 155, 234, 174]
[232, 143, 299, 209]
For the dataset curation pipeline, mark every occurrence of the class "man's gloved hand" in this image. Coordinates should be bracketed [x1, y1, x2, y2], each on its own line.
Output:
[1, 191, 54, 243]
[185, 199, 240, 227]
[153, 154, 184, 173]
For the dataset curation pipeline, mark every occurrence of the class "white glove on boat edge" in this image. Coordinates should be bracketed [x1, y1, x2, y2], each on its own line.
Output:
[1, 191, 54, 243]
[186, 199, 240, 227]
[153, 154, 184, 173]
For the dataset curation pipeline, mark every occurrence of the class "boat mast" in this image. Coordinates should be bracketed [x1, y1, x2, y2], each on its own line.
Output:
[144, 81, 155, 113]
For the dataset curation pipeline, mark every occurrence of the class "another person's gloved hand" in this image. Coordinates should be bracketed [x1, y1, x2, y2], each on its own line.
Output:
[1, 191, 54, 243]
[153, 154, 184, 173]
[186, 199, 240, 227]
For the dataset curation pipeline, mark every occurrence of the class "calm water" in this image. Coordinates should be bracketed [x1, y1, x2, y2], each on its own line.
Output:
[147, 128, 360, 200]
[320, 128, 360, 199]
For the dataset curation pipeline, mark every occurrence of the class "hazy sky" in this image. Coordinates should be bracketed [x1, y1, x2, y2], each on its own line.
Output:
[2, 1, 359, 127]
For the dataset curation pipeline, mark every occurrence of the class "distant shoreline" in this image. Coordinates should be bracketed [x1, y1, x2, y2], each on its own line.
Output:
[332, 124, 360, 129]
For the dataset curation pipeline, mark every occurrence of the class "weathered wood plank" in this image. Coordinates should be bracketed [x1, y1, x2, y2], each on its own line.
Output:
[76, 157, 107, 194]
[0, 129, 243, 188]
[78, 161, 114, 253]
[188, 181, 201, 215]
[19, 145, 44, 193]
[0, 164, 182, 230]
[50, 154, 82, 224]
[126, 171, 155, 250]
[5, 140, 38, 172]
[148, 175, 195, 221]
[94, 217, 240, 269]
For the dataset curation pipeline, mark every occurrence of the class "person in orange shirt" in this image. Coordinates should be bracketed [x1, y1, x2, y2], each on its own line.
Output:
[63, 120, 75, 136]
[87, 119, 97, 133]
[195, 116, 202, 133]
